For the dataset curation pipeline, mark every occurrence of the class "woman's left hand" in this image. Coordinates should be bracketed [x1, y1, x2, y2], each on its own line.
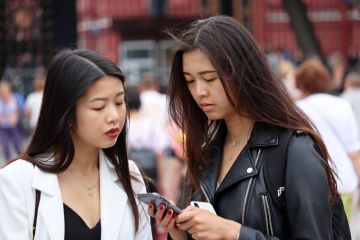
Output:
[175, 206, 241, 240]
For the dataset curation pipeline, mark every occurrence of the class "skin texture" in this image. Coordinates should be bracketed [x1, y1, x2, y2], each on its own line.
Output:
[182, 49, 236, 122]
[72, 75, 126, 150]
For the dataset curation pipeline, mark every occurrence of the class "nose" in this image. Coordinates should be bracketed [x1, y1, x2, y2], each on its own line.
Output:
[195, 81, 208, 98]
[106, 105, 120, 124]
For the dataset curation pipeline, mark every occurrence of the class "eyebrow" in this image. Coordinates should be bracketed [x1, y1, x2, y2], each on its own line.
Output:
[89, 92, 124, 102]
[183, 70, 217, 76]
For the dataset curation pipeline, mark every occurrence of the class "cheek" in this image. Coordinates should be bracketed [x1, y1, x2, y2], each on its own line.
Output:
[74, 110, 102, 135]
[187, 86, 198, 102]
[118, 112, 126, 129]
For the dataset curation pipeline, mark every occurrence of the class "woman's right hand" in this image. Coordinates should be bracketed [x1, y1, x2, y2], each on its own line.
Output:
[148, 203, 187, 240]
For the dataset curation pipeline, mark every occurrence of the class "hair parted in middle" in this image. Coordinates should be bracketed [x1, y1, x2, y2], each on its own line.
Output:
[166, 15, 338, 204]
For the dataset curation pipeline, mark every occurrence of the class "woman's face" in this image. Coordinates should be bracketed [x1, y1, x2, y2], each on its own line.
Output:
[182, 48, 236, 121]
[71, 76, 126, 151]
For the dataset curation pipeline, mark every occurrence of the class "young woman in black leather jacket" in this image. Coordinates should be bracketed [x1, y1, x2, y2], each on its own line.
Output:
[148, 16, 344, 240]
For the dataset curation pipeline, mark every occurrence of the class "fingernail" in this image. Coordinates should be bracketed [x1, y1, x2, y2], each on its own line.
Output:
[167, 210, 173, 215]
[159, 205, 165, 210]
[172, 214, 176, 219]
[149, 204, 153, 209]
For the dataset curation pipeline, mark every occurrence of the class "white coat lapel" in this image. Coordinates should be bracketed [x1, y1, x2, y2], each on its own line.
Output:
[32, 166, 64, 240]
[99, 151, 128, 240]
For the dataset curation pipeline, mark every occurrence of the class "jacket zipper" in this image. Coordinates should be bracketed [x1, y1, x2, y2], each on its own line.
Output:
[261, 194, 274, 235]
[241, 149, 262, 223]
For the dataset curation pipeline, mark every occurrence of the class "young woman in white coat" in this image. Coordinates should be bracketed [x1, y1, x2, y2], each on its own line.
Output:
[0, 49, 152, 240]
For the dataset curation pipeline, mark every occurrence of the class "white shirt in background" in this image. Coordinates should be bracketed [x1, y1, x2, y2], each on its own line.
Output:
[297, 93, 360, 193]
[25, 91, 43, 129]
[140, 90, 168, 130]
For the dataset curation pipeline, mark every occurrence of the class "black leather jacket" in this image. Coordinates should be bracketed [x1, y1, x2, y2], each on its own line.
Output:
[183, 122, 332, 240]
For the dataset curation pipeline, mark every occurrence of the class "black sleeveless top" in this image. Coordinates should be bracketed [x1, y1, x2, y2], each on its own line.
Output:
[63, 204, 101, 240]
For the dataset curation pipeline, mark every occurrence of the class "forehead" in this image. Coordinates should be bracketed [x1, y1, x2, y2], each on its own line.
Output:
[182, 49, 215, 72]
[82, 76, 124, 99]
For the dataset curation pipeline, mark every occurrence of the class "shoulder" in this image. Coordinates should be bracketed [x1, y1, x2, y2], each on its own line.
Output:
[287, 132, 319, 159]
[0, 160, 34, 189]
[312, 94, 352, 109]
[342, 90, 360, 100]
[0, 159, 34, 178]
[286, 132, 327, 176]
[128, 160, 147, 194]
[128, 160, 142, 177]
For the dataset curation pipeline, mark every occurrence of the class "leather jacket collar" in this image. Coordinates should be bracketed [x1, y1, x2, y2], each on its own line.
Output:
[199, 121, 282, 203]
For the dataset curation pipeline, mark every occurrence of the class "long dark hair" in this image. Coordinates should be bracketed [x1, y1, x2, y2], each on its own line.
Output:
[167, 16, 338, 204]
[19, 49, 140, 231]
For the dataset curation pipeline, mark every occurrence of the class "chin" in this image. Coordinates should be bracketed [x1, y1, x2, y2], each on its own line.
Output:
[205, 113, 222, 121]
[100, 141, 118, 149]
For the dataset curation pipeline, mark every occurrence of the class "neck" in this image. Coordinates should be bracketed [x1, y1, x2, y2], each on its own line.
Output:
[129, 110, 142, 119]
[224, 116, 254, 144]
[69, 147, 99, 173]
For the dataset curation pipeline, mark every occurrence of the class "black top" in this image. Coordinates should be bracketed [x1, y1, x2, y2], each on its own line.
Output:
[63, 204, 101, 240]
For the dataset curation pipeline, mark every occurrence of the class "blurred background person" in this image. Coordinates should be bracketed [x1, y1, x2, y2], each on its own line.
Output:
[295, 58, 360, 220]
[24, 75, 45, 134]
[342, 71, 360, 138]
[163, 121, 186, 204]
[138, 73, 168, 131]
[126, 85, 170, 240]
[0, 81, 23, 161]
[127, 86, 169, 191]
[137, 73, 186, 203]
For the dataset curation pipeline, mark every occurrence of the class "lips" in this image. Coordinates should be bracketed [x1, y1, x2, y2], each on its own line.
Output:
[200, 103, 214, 112]
[105, 128, 120, 138]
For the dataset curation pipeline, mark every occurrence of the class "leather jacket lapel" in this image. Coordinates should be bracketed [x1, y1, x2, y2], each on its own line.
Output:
[216, 145, 258, 194]
[198, 122, 281, 200]
[199, 145, 221, 203]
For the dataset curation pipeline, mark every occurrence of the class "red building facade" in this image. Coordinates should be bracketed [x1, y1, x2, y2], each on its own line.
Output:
[77, 0, 360, 84]
[77, 0, 200, 61]
[252, 0, 360, 60]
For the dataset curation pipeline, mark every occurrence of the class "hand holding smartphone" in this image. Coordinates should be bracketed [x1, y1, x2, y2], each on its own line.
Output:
[137, 192, 182, 214]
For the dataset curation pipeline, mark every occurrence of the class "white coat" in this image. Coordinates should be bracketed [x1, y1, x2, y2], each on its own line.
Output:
[0, 151, 152, 240]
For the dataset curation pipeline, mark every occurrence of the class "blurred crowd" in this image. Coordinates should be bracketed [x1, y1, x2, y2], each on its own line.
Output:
[1, 46, 360, 239]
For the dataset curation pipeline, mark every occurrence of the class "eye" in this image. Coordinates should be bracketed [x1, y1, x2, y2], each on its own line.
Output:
[204, 78, 217, 82]
[92, 106, 104, 111]
[185, 79, 194, 84]
[116, 102, 124, 106]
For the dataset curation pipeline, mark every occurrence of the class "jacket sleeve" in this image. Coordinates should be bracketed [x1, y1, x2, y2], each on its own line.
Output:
[284, 134, 332, 239]
[0, 162, 32, 240]
[239, 226, 279, 240]
[239, 134, 332, 240]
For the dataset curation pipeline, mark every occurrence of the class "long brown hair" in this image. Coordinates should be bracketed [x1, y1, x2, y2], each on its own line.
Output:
[167, 16, 338, 204]
[16, 49, 140, 231]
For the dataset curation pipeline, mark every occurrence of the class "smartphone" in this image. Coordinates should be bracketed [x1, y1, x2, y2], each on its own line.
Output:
[137, 192, 183, 214]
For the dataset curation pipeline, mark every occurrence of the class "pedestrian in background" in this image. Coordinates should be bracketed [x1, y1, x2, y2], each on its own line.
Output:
[149, 15, 348, 239]
[0, 49, 152, 240]
[295, 59, 360, 219]
[127, 86, 169, 191]
[342, 71, 360, 138]
[25, 75, 45, 134]
[0, 81, 23, 161]
[139, 73, 168, 131]
[295, 59, 360, 214]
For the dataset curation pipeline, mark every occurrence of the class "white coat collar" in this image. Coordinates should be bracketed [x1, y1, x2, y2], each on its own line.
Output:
[31, 150, 129, 240]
